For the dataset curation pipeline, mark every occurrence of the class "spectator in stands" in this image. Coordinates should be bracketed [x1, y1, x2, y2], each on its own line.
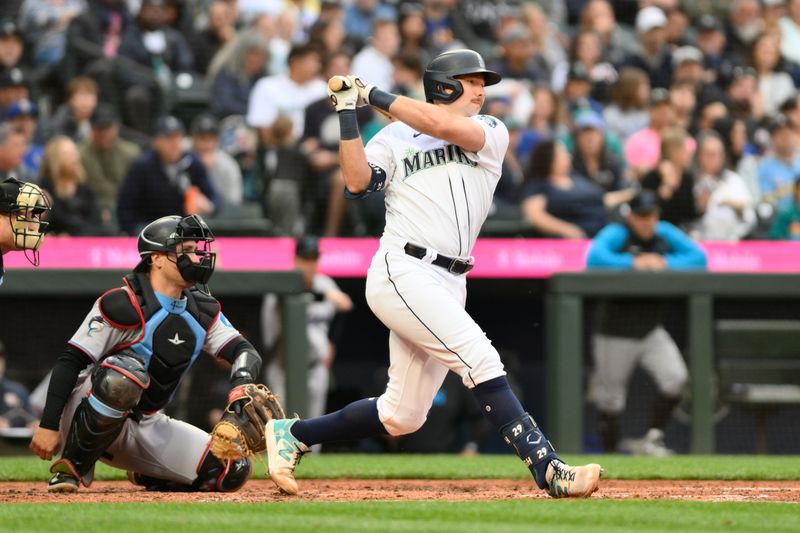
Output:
[624, 88, 688, 177]
[0, 19, 26, 78]
[344, 0, 396, 49]
[554, 29, 616, 100]
[603, 67, 650, 141]
[39, 136, 104, 236]
[695, 100, 729, 135]
[757, 114, 800, 208]
[694, 13, 733, 87]
[44, 76, 98, 144]
[247, 43, 325, 145]
[0, 68, 29, 119]
[520, 2, 567, 74]
[769, 176, 800, 239]
[586, 190, 706, 455]
[725, 0, 764, 67]
[63, 0, 131, 92]
[571, 111, 630, 197]
[0, 124, 28, 182]
[577, 0, 632, 66]
[669, 80, 697, 132]
[623, 6, 672, 89]
[671, 45, 725, 114]
[78, 103, 140, 227]
[664, 4, 691, 48]
[516, 85, 561, 164]
[207, 31, 269, 120]
[190, 0, 236, 76]
[641, 126, 699, 229]
[562, 63, 603, 116]
[712, 116, 761, 202]
[190, 113, 243, 207]
[397, 2, 431, 68]
[726, 66, 763, 123]
[750, 31, 795, 118]
[488, 23, 548, 83]
[521, 139, 609, 239]
[352, 19, 401, 93]
[18, 0, 85, 66]
[5, 99, 44, 179]
[0, 338, 38, 430]
[116, 0, 195, 133]
[779, 0, 800, 66]
[116, 116, 218, 235]
[692, 132, 756, 241]
[421, 0, 483, 56]
[308, 19, 347, 59]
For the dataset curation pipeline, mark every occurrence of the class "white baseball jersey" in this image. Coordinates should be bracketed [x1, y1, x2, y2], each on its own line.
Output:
[361, 114, 510, 436]
[365, 114, 509, 258]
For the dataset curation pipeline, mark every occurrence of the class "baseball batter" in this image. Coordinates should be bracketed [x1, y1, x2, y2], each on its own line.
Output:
[264, 49, 602, 498]
[30, 215, 263, 493]
[0, 177, 50, 285]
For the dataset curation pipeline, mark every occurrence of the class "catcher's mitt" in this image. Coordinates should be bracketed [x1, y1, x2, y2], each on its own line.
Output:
[210, 384, 285, 461]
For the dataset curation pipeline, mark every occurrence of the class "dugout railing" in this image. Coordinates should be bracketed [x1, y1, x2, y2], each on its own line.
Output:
[0, 270, 310, 416]
[546, 272, 800, 454]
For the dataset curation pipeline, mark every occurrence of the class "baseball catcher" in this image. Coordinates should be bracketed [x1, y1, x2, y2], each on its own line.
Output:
[30, 214, 279, 493]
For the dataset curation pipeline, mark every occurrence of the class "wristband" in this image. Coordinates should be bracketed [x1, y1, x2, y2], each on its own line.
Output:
[338, 109, 359, 140]
[369, 88, 397, 113]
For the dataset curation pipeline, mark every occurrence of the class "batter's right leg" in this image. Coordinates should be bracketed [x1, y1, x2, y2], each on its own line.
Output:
[49, 354, 149, 492]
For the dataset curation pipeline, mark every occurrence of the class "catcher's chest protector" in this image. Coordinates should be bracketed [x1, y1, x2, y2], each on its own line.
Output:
[102, 273, 219, 412]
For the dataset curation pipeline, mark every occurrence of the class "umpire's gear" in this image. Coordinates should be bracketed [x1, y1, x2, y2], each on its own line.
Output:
[423, 49, 501, 104]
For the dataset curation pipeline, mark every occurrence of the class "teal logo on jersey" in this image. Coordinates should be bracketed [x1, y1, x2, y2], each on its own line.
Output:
[402, 144, 477, 178]
[476, 115, 497, 128]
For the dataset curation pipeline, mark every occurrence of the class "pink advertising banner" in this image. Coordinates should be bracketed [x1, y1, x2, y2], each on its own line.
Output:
[4, 237, 800, 277]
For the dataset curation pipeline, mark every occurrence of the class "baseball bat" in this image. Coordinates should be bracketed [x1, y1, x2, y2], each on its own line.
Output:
[328, 76, 350, 92]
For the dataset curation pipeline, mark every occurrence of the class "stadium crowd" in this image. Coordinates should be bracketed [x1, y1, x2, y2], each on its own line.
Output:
[1, 0, 800, 241]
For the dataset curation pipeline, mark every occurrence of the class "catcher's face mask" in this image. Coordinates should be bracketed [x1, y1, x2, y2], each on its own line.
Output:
[170, 215, 216, 284]
[1, 180, 50, 265]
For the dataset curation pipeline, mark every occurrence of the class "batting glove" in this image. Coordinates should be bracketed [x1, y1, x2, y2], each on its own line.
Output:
[327, 76, 359, 113]
[350, 75, 376, 106]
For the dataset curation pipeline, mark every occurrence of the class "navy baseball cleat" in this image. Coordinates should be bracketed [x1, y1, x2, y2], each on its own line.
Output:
[48, 471, 79, 493]
[265, 418, 309, 495]
[545, 460, 603, 498]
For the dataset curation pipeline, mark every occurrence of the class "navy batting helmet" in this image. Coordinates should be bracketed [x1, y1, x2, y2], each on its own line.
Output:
[423, 49, 501, 104]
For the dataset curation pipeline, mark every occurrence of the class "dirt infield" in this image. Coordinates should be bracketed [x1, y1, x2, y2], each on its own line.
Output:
[2, 479, 800, 503]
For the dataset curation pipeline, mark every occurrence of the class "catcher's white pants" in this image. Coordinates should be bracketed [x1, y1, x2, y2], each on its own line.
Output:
[589, 326, 689, 414]
[366, 237, 506, 436]
[59, 373, 211, 484]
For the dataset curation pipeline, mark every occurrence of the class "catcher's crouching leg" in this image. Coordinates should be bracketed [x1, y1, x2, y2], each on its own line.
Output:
[128, 453, 251, 492]
[51, 353, 149, 487]
[194, 452, 252, 492]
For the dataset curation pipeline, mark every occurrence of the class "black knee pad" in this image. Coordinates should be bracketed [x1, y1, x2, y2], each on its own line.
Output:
[195, 453, 252, 492]
[91, 352, 150, 412]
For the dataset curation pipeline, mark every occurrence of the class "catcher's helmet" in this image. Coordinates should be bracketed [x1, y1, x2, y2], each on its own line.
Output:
[134, 214, 216, 284]
[423, 49, 501, 104]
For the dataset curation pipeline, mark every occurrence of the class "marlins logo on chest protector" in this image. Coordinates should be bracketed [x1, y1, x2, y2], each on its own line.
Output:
[98, 273, 219, 412]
